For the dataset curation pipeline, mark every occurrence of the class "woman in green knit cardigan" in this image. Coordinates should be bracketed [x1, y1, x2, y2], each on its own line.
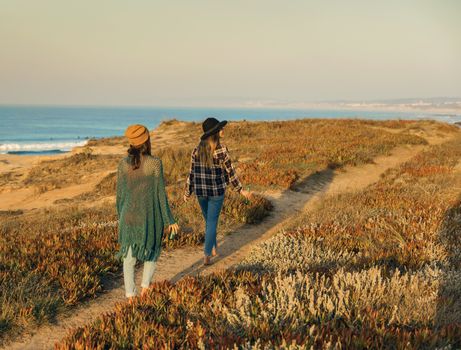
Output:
[116, 124, 179, 301]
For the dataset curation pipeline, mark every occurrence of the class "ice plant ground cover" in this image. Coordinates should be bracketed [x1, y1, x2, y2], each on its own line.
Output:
[56, 129, 461, 349]
[0, 119, 454, 345]
[0, 190, 270, 344]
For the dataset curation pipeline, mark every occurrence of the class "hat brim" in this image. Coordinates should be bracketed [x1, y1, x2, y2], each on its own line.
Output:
[201, 120, 227, 140]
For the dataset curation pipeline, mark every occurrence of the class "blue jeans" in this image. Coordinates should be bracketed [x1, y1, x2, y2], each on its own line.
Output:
[197, 194, 225, 256]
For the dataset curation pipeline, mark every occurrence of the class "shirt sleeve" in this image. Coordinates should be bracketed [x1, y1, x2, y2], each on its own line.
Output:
[115, 161, 124, 218]
[184, 148, 195, 197]
[157, 160, 176, 226]
[222, 146, 243, 192]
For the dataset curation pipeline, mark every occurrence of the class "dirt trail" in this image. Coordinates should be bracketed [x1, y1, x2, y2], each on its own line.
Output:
[3, 134, 450, 350]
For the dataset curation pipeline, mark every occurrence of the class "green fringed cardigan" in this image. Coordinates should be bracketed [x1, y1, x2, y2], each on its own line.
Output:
[116, 155, 176, 262]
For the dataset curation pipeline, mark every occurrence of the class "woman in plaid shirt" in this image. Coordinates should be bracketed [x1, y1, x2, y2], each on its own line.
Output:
[184, 117, 250, 265]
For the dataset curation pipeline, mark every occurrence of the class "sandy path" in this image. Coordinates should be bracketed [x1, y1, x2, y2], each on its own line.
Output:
[2, 139, 444, 350]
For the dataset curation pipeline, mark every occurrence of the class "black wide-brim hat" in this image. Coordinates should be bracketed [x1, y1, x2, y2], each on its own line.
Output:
[201, 117, 227, 140]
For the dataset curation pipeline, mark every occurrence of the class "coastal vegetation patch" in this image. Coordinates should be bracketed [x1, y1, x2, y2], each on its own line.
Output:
[0, 119, 457, 346]
[0, 189, 272, 345]
[56, 131, 461, 349]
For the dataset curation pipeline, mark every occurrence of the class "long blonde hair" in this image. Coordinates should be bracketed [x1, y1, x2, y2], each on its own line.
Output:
[198, 133, 220, 168]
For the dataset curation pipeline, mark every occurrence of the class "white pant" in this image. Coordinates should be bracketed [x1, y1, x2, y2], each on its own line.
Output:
[123, 246, 156, 298]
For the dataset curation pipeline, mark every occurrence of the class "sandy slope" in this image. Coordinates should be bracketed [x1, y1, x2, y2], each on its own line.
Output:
[0, 121, 192, 211]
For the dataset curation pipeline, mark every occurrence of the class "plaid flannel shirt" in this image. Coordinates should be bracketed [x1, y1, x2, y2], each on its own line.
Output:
[185, 143, 242, 197]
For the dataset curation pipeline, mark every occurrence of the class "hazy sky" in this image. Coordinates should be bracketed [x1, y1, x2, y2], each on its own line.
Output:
[1, 0, 460, 106]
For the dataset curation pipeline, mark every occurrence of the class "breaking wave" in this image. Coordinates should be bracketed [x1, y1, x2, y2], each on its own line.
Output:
[0, 140, 88, 154]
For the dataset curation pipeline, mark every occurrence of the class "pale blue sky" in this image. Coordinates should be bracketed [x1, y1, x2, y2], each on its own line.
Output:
[0, 0, 460, 106]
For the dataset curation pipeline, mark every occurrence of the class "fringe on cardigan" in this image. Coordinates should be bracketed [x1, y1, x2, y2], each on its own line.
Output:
[116, 243, 161, 262]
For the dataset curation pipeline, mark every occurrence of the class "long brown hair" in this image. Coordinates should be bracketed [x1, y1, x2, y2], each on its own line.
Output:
[127, 138, 151, 170]
[198, 133, 220, 168]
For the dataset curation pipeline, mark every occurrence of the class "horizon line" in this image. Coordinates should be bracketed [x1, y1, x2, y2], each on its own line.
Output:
[1, 97, 460, 110]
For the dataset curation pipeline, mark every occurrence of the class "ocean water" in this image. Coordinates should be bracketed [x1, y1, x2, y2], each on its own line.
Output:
[0, 105, 459, 155]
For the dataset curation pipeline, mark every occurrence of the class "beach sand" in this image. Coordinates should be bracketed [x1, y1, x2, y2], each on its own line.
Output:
[0, 146, 127, 211]
[0, 120, 197, 211]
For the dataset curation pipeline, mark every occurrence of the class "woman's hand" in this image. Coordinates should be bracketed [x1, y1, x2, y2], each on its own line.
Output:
[240, 189, 252, 199]
[168, 223, 179, 240]
[183, 194, 189, 203]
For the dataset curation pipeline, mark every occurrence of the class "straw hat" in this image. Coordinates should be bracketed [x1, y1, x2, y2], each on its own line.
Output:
[125, 124, 149, 147]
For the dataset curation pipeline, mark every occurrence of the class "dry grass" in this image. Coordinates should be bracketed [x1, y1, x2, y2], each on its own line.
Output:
[2, 119, 459, 347]
[86, 119, 200, 148]
[223, 119, 428, 189]
[0, 172, 16, 188]
[49, 119, 432, 200]
[23, 151, 120, 194]
[0, 206, 119, 342]
[0, 191, 271, 345]
[56, 129, 461, 349]
[0, 210, 24, 217]
[86, 136, 125, 147]
[55, 268, 461, 349]
[279, 137, 461, 270]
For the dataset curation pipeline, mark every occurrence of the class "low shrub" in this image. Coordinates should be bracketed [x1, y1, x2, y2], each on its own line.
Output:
[56, 132, 461, 349]
[0, 190, 273, 343]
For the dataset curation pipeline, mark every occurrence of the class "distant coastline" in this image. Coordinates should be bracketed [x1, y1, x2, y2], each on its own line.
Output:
[1, 103, 460, 155]
[0, 140, 88, 155]
[241, 98, 461, 116]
